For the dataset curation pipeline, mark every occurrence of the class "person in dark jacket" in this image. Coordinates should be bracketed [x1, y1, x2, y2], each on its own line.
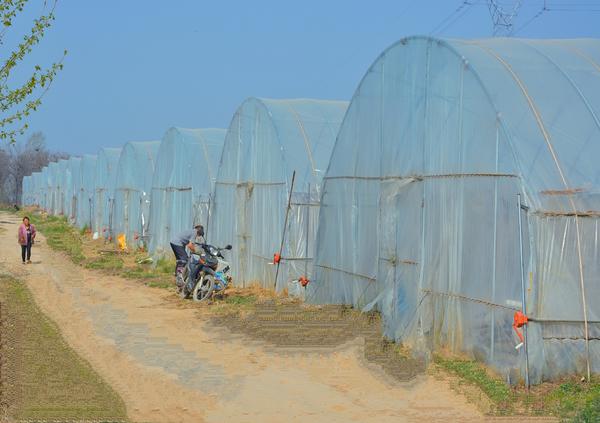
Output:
[18, 216, 36, 264]
[170, 225, 205, 282]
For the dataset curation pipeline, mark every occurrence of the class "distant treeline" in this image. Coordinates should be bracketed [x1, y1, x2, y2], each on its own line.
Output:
[0, 132, 69, 204]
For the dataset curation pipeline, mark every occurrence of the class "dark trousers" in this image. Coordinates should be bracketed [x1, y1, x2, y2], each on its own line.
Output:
[170, 243, 188, 273]
[21, 243, 32, 262]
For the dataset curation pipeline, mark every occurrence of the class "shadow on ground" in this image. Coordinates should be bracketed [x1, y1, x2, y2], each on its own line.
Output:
[208, 301, 426, 382]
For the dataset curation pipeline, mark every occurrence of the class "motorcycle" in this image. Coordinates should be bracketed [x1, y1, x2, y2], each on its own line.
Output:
[179, 243, 232, 302]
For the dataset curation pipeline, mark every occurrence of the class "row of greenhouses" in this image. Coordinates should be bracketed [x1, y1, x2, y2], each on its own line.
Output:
[21, 36, 600, 385]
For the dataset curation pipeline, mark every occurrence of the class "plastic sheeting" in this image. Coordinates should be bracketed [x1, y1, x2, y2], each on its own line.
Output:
[22, 174, 32, 205]
[21, 175, 31, 205]
[148, 127, 226, 255]
[22, 173, 32, 205]
[46, 161, 61, 214]
[55, 159, 71, 216]
[309, 36, 600, 383]
[94, 147, 121, 238]
[112, 141, 160, 249]
[21, 166, 48, 208]
[210, 97, 348, 290]
[38, 167, 48, 210]
[64, 157, 82, 222]
[30, 172, 43, 206]
[75, 154, 97, 229]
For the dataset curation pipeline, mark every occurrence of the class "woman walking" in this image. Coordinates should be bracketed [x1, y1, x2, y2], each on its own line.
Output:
[18, 216, 36, 264]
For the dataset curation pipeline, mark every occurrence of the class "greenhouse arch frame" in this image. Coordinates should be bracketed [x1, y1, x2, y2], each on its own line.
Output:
[309, 36, 600, 383]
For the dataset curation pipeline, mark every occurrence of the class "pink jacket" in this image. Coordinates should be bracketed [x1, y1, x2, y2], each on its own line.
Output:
[18, 223, 36, 246]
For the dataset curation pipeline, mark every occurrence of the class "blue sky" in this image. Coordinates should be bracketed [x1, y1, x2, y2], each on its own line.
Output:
[7, 0, 600, 155]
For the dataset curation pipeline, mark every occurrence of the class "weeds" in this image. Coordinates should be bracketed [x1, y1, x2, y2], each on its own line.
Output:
[434, 354, 600, 420]
[434, 355, 512, 410]
[549, 380, 600, 421]
[155, 256, 175, 275]
[0, 274, 128, 420]
[224, 294, 257, 305]
[85, 254, 124, 271]
[146, 280, 172, 289]
[33, 213, 86, 263]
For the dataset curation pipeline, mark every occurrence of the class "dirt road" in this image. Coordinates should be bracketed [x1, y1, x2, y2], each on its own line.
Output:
[0, 212, 485, 422]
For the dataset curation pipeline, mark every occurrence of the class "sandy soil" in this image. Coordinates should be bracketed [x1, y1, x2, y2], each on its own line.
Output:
[0, 212, 495, 422]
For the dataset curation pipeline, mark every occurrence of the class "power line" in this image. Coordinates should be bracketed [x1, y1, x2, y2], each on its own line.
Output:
[437, 3, 476, 35]
[430, 1, 475, 36]
[512, 2, 547, 35]
[487, 0, 523, 36]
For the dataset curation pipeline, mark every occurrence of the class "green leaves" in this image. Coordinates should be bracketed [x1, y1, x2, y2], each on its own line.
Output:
[1, 0, 65, 144]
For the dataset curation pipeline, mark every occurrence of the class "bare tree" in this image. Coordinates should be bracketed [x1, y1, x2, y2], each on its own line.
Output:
[0, 149, 11, 201]
[0, 131, 68, 203]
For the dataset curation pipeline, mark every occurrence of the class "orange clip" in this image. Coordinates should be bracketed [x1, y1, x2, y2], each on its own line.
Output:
[512, 311, 529, 347]
[299, 276, 309, 287]
[273, 253, 281, 264]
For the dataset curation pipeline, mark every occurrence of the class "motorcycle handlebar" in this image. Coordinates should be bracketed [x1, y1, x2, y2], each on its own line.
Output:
[198, 243, 233, 252]
[191, 243, 233, 254]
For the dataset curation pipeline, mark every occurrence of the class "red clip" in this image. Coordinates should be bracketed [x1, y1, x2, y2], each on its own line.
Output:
[273, 253, 281, 264]
[512, 311, 529, 345]
[299, 276, 309, 287]
[134, 232, 139, 240]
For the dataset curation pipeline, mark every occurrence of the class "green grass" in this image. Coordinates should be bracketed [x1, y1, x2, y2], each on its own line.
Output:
[155, 256, 175, 275]
[20, 209, 173, 288]
[121, 267, 156, 279]
[0, 274, 128, 421]
[548, 381, 600, 421]
[0, 203, 20, 212]
[434, 354, 512, 410]
[34, 213, 86, 263]
[80, 224, 90, 235]
[119, 256, 172, 289]
[574, 395, 600, 422]
[224, 294, 257, 306]
[85, 253, 124, 271]
[145, 280, 172, 289]
[434, 354, 600, 420]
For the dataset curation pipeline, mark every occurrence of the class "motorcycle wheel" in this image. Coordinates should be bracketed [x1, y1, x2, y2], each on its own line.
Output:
[192, 274, 215, 302]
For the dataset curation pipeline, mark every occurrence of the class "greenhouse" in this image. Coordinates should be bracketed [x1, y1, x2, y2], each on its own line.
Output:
[210, 97, 348, 290]
[58, 158, 73, 217]
[148, 127, 226, 255]
[93, 147, 122, 238]
[75, 154, 97, 229]
[41, 166, 52, 211]
[30, 172, 43, 206]
[38, 167, 48, 210]
[46, 161, 61, 214]
[308, 36, 600, 384]
[22, 174, 30, 205]
[64, 157, 82, 221]
[112, 141, 160, 249]
[21, 175, 31, 205]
